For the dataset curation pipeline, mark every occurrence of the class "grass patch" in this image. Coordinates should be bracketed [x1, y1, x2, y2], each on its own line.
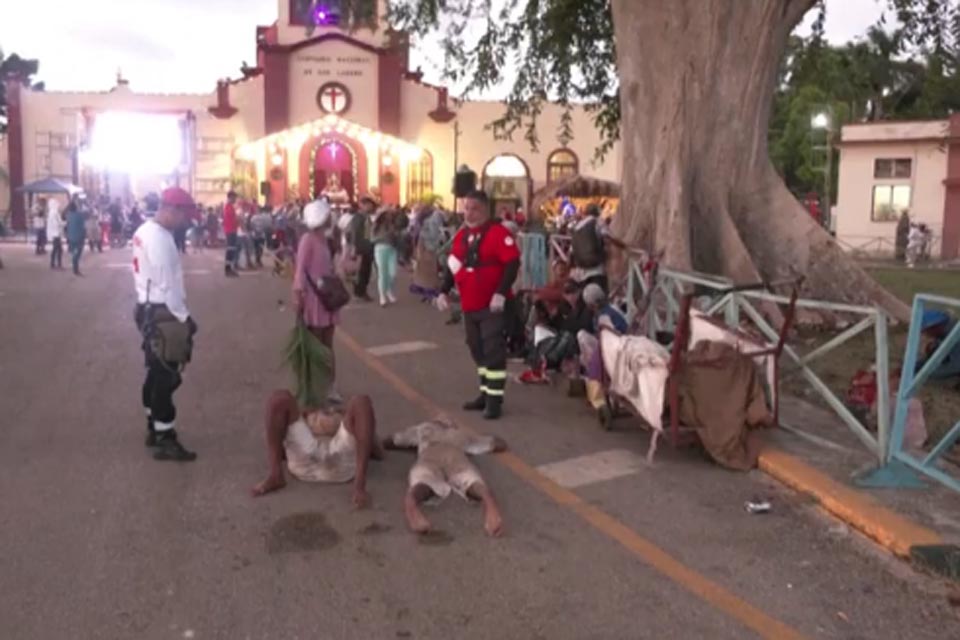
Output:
[790, 266, 959, 451]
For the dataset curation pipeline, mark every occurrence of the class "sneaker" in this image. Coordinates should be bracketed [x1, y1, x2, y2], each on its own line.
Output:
[379, 295, 388, 307]
[152, 432, 197, 462]
[387, 292, 398, 304]
[519, 368, 549, 385]
[463, 394, 487, 412]
[145, 418, 159, 448]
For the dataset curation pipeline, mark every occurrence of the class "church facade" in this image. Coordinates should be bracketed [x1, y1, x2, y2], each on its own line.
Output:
[1, 0, 620, 231]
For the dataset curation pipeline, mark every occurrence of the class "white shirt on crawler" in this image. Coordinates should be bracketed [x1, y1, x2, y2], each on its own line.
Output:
[132, 219, 190, 322]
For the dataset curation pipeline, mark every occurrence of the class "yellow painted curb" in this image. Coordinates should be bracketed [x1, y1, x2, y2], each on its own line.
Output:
[758, 447, 943, 557]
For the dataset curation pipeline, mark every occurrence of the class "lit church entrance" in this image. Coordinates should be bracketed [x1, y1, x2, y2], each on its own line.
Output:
[310, 139, 360, 204]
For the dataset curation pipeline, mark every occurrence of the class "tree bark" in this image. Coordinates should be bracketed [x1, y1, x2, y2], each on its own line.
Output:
[610, 0, 909, 320]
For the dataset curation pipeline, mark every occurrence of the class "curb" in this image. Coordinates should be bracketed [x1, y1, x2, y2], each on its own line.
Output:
[758, 447, 943, 558]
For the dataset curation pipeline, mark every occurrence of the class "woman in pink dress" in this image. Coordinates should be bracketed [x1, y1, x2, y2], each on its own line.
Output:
[293, 199, 339, 362]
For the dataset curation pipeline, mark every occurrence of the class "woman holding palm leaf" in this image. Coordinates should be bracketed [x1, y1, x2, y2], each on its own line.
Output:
[290, 199, 341, 407]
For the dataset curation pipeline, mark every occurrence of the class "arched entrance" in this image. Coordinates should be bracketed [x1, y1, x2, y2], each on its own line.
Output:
[298, 133, 368, 203]
[482, 153, 532, 217]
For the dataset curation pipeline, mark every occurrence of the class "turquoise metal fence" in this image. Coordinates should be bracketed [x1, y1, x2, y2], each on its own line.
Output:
[858, 294, 960, 493]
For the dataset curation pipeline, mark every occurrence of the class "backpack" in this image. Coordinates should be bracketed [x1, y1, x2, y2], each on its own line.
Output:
[571, 218, 604, 269]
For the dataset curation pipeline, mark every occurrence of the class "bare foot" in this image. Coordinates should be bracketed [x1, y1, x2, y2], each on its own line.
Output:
[484, 508, 504, 538]
[405, 505, 432, 534]
[251, 474, 286, 497]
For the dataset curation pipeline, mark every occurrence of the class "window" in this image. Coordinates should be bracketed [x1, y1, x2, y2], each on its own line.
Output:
[547, 148, 578, 184]
[872, 184, 911, 222]
[874, 158, 912, 179]
[407, 153, 433, 204]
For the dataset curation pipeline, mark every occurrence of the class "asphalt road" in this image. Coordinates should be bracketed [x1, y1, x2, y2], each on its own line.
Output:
[0, 243, 957, 640]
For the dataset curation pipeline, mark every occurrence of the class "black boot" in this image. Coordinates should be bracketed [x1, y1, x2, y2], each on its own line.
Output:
[483, 396, 503, 420]
[145, 417, 159, 448]
[463, 393, 487, 412]
[152, 430, 197, 462]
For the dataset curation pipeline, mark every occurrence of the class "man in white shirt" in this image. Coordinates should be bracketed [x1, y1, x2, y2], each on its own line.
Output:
[46, 197, 64, 269]
[132, 187, 198, 462]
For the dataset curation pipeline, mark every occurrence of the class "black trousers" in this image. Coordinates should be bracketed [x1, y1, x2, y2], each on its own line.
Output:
[464, 309, 508, 399]
[135, 305, 182, 426]
[35, 229, 46, 254]
[225, 232, 239, 270]
[355, 251, 374, 296]
[50, 238, 63, 268]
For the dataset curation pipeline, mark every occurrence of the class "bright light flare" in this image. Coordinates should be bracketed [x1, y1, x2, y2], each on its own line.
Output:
[86, 111, 183, 173]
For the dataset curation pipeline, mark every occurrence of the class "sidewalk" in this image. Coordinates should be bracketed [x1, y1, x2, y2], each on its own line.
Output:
[767, 396, 960, 577]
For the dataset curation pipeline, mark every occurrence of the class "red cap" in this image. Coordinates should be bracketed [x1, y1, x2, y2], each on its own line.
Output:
[160, 187, 196, 209]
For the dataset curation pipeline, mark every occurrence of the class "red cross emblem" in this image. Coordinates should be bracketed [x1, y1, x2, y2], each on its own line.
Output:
[317, 82, 351, 115]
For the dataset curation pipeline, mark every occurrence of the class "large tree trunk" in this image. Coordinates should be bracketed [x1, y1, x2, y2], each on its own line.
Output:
[610, 0, 909, 320]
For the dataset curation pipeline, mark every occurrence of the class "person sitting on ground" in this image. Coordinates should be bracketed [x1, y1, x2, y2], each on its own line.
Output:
[251, 391, 383, 508]
[383, 418, 506, 537]
[520, 279, 594, 383]
[578, 284, 629, 426]
[916, 310, 960, 381]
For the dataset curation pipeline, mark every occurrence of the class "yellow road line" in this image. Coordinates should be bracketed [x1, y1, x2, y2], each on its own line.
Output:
[337, 329, 808, 640]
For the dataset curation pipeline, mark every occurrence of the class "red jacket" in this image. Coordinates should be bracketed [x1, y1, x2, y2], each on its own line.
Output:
[449, 222, 520, 313]
[222, 202, 238, 234]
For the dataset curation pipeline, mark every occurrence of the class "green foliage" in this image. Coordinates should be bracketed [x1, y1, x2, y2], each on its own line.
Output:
[283, 321, 335, 410]
[337, 0, 959, 169]
[386, 0, 618, 160]
[0, 48, 42, 133]
[770, 7, 960, 196]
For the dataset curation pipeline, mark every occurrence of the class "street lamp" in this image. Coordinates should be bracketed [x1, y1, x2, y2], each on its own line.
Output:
[811, 111, 833, 231]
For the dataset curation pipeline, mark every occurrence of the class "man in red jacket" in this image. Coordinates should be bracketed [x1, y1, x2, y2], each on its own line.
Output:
[222, 190, 240, 277]
[437, 190, 520, 420]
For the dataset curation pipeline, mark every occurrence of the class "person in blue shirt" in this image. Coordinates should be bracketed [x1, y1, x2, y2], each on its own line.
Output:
[582, 283, 628, 334]
[917, 310, 960, 381]
[64, 200, 87, 276]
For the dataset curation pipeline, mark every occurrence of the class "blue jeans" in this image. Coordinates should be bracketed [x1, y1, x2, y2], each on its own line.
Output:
[68, 240, 84, 274]
[374, 243, 398, 300]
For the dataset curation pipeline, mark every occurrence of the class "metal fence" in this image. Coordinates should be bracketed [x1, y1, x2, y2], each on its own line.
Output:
[859, 294, 960, 492]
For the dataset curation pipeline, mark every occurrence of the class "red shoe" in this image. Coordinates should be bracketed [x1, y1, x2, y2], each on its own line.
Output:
[519, 368, 549, 385]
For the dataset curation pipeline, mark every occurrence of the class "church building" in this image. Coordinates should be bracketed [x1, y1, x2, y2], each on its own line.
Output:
[1, 0, 620, 231]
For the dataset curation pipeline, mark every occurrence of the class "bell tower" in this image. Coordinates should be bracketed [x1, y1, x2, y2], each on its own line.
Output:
[276, 0, 391, 48]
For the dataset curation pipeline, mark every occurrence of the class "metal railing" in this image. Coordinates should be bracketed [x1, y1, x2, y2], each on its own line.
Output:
[624, 258, 893, 465]
[858, 294, 960, 492]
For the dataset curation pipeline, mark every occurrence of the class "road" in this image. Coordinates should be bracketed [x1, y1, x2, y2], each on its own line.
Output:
[0, 243, 957, 640]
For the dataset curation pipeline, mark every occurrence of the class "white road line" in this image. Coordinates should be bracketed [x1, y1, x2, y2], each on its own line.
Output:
[367, 341, 439, 357]
[536, 449, 646, 489]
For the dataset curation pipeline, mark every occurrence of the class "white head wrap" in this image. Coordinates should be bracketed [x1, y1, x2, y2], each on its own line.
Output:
[582, 283, 606, 306]
[303, 199, 332, 229]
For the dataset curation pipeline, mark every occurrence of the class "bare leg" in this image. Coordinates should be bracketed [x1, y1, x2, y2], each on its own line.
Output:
[341, 394, 379, 508]
[404, 483, 435, 534]
[467, 482, 504, 537]
[251, 390, 299, 497]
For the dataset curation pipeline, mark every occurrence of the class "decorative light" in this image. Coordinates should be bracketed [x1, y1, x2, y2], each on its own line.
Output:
[382, 155, 393, 167]
[271, 153, 283, 167]
[811, 113, 830, 130]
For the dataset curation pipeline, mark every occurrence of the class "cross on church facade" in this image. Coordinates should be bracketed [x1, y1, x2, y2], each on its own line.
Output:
[317, 82, 350, 115]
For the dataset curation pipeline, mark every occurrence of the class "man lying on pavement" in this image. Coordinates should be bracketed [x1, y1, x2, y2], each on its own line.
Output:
[383, 418, 506, 537]
[251, 390, 383, 508]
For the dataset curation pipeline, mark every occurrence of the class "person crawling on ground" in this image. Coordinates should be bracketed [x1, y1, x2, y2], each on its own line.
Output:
[383, 418, 506, 537]
[251, 390, 384, 508]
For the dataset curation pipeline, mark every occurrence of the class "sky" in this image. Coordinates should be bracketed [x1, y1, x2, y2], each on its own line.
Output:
[0, 0, 892, 95]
